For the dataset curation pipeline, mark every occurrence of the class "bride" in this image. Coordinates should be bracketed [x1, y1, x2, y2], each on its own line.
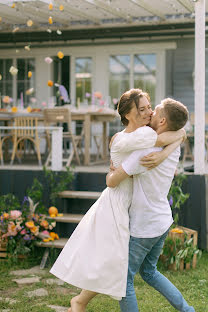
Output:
[50, 88, 185, 312]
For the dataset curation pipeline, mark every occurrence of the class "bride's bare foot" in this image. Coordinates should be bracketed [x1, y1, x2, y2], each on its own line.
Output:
[69, 296, 86, 312]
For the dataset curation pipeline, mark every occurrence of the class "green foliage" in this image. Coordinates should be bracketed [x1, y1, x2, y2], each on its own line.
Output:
[161, 236, 183, 267]
[175, 235, 202, 268]
[26, 178, 44, 211]
[26, 166, 74, 214]
[168, 174, 190, 224]
[0, 194, 20, 215]
[161, 234, 202, 270]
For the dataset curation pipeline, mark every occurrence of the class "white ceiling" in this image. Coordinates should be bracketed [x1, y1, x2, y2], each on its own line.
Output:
[0, 0, 207, 33]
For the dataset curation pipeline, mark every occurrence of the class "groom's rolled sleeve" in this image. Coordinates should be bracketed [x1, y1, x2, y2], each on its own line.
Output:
[122, 150, 148, 176]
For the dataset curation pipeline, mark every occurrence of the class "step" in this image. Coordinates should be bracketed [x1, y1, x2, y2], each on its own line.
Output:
[36, 238, 68, 249]
[58, 190, 101, 199]
[47, 213, 84, 223]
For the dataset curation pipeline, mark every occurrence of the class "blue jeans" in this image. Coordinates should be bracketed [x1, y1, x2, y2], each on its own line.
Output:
[119, 229, 195, 312]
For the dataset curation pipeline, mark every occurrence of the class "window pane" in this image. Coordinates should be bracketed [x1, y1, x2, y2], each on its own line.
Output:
[0, 59, 13, 98]
[17, 59, 25, 81]
[134, 54, 156, 106]
[17, 58, 35, 106]
[75, 57, 92, 104]
[5, 59, 12, 81]
[109, 55, 130, 100]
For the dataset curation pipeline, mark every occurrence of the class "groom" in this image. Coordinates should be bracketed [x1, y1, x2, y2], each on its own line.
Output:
[106, 98, 195, 312]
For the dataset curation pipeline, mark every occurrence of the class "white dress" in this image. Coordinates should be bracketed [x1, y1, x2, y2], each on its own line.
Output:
[50, 126, 157, 299]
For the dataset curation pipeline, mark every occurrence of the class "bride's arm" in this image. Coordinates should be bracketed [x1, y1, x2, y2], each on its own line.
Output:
[140, 138, 183, 169]
[112, 126, 186, 153]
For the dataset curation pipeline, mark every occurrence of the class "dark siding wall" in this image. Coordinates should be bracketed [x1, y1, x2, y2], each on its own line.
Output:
[170, 38, 208, 113]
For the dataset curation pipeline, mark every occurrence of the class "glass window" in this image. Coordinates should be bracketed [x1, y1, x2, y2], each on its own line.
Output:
[109, 53, 156, 136]
[0, 59, 13, 101]
[134, 54, 156, 107]
[109, 55, 130, 101]
[17, 58, 35, 107]
[75, 57, 92, 105]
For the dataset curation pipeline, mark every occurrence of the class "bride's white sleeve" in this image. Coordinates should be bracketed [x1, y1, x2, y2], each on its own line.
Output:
[112, 126, 157, 153]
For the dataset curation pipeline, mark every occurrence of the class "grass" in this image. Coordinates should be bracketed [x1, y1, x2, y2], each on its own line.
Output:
[0, 250, 208, 312]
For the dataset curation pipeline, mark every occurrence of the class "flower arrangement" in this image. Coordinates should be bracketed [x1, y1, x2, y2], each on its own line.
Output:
[0, 196, 58, 257]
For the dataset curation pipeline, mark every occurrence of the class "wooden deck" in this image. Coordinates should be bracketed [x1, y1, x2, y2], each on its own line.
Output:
[47, 213, 84, 223]
[36, 238, 68, 249]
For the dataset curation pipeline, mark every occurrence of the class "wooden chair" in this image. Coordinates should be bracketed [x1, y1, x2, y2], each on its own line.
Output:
[43, 107, 83, 167]
[10, 116, 42, 166]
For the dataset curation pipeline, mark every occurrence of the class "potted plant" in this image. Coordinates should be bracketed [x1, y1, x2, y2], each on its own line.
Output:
[161, 174, 202, 270]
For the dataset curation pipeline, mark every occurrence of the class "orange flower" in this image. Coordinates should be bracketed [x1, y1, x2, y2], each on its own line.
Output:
[49, 3, 53, 10]
[94, 91, 102, 99]
[3, 212, 9, 219]
[49, 232, 59, 240]
[48, 16, 53, 24]
[47, 80, 53, 87]
[50, 214, 57, 218]
[30, 226, 39, 235]
[59, 5, 64, 11]
[57, 51, 64, 59]
[40, 220, 49, 229]
[49, 232, 56, 239]
[3, 96, 11, 104]
[28, 71, 32, 78]
[26, 106, 32, 113]
[11, 3, 15, 8]
[11, 106, 18, 113]
[43, 238, 50, 242]
[170, 228, 184, 234]
[25, 221, 35, 229]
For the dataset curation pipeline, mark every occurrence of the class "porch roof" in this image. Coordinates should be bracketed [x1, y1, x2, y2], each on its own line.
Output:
[0, 0, 207, 43]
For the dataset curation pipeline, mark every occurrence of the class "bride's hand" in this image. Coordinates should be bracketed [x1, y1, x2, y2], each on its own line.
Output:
[109, 160, 116, 172]
[140, 151, 166, 169]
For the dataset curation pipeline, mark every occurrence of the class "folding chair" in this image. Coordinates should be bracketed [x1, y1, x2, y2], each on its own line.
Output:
[43, 107, 83, 167]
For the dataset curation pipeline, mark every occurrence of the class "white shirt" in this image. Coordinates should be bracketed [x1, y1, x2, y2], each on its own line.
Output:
[122, 146, 180, 238]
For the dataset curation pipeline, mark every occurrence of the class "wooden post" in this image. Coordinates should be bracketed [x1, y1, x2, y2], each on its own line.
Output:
[194, 0, 205, 174]
[84, 114, 91, 165]
[51, 127, 63, 171]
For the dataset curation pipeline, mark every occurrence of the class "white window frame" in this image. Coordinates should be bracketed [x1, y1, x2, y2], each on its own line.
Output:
[102, 42, 176, 106]
[71, 52, 96, 106]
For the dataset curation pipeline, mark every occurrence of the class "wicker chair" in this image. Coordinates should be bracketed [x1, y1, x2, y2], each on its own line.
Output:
[43, 107, 83, 167]
[10, 116, 42, 166]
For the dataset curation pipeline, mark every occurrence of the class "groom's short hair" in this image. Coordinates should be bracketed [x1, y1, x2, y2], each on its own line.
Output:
[161, 98, 188, 131]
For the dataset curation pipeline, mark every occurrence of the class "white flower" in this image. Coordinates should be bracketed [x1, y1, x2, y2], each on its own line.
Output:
[9, 66, 18, 76]
[26, 88, 34, 95]
[45, 57, 53, 64]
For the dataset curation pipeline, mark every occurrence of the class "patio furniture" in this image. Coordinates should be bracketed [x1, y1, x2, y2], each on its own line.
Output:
[43, 107, 83, 167]
[10, 116, 42, 166]
[0, 108, 118, 166]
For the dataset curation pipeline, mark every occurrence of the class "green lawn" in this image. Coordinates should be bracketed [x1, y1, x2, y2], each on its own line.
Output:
[0, 250, 208, 312]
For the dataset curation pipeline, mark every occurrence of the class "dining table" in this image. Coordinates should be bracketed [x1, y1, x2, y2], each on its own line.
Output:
[0, 106, 119, 166]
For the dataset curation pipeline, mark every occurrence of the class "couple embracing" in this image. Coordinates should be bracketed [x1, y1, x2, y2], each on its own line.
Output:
[50, 88, 195, 312]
